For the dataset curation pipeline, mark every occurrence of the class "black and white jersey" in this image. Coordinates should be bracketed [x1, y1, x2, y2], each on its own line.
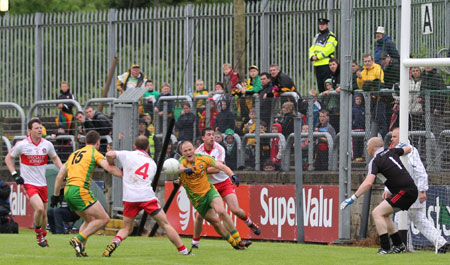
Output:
[368, 147, 417, 194]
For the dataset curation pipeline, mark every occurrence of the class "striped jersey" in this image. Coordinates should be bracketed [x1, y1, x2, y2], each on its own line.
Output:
[65, 146, 104, 189]
[9, 136, 57, 186]
[115, 150, 157, 202]
[195, 142, 228, 184]
[178, 154, 216, 204]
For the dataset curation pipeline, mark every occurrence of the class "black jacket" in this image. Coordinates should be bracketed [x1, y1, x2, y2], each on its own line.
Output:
[215, 100, 236, 133]
[421, 68, 447, 112]
[175, 112, 196, 142]
[383, 58, 400, 89]
[57, 89, 75, 114]
[271, 71, 296, 93]
[92, 111, 112, 136]
[279, 113, 295, 138]
[225, 141, 238, 170]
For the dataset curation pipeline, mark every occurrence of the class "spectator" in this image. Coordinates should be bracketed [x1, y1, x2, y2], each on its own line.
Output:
[56, 81, 75, 132]
[269, 64, 296, 96]
[138, 118, 152, 138]
[314, 110, 336, 171]
[212, 82, 226, 104]
[352, 94, 365, 162]
[352, 60, 362, 91]
[408, 67, 424, 131]
[260, 121, 271, 164]
[245, 65, 262, 95]
[198, 99, 218, 135]
[308, 89, 322, 129]
[329, 58, 341, 91]
[374, 26, 400, 65]
[193, 79, 209, 115]
[85, 106, 112, 136]
[214, 130, 226, 149]
[356, 54, 384, 89]
[275, 101, 296, 138]
[259, 72, 274, 126]
[301, 124, 310, 170]
[142, 80, 159, 117]
[154, 82, 174, 122]
[270, 122, 283, 171]
[421, 67, 447, 136]
[309, 18, 338, 93]
[320, 78, 339, 114]
[379, 53, 400, 89]
[47, 185, 79, 234]
[215, 99, 236, 134]
[357, 54, 387, 137]
[222, 63, 240, 97]
[142, 113, 155, 135]
[243, 109, 257, 170]
[75, 111, 95, 139]
[224, 128, 238, 170]
[50, 126, 74, 163]
[175, 102, 196, 142]
[116, 64, 147, 94]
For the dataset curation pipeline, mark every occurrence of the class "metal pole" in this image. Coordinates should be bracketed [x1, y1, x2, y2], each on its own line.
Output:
[184, 4, 193, 93]
[34, 13, 42, 104]
[255, 96, 261, 171]
[260, 0, 269, 72]
[446, 0, 450, 49]
[327, 0, 334, 32]
[338, 0, 352, 242]
[294, 117, 304, 243]
[107, 9, 117, 98]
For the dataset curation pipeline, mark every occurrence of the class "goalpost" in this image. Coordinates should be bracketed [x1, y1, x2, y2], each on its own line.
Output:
[398, 0, 450, 253]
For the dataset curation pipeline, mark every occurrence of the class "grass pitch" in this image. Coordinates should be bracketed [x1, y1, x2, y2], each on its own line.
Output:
[0, 229, 448, 265]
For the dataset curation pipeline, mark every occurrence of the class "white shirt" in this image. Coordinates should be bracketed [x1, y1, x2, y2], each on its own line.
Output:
[195, 142, 228, 184]
[115, 150, 157, 202]
[9, 136, 57, 186]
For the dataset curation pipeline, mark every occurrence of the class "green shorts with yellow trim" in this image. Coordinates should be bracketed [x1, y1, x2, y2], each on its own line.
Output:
[195, 186, 221, 218]
[64, 185, 98, 212]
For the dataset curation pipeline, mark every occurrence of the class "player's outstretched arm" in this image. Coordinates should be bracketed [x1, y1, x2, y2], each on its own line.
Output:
[100, 160, 123, 178]
[105, 151, 117, 165]
[340, 174, 376, 210]
[4, 153, 16, 175]
[51, 155, 64, 169]
[54, 165, 67, 196]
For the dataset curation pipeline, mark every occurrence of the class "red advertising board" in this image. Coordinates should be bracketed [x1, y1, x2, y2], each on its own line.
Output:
[7, 183, 34, 228]
[164, 183, 339, 242]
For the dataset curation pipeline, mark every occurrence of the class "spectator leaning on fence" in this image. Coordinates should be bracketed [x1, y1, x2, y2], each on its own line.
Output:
[245, 65, 262, 95]
[215, 99, 236, 134]
[142, 80, 159, 117]
[309, 18, 338, 93]
[85, 107, 112, 136]
[269, 64, 296, 97]
[356, 54, 384, 89]
[116, 64, 147, 94]
[259, 72, 274, 126]
[222, 63, 240, 97]
[56, 81, 75, 132]
[75, 111, 95, 140]
[175, 102, 196, 142]
[154, 82, 174, 119]
[374, 26, 400, 65]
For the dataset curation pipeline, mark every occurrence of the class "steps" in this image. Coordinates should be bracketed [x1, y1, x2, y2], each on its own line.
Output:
[97, 219, 124, 236]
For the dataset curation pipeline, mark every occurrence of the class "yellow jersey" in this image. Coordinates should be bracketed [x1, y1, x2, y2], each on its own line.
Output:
[179, 154, 216, 203]
[65, 145, 105, 189]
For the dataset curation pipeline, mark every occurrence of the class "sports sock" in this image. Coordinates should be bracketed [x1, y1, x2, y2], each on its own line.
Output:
[34, 226, 42, 234]
[390, 232, 403, 246]
[241, 214, 253, 226]
[192, 237, 200, 245]
[112, 235, 123, 247]
[230, 229, 241, 243]
[225, 234, 237, 247]
[178, 245, 188, 254]
[379, 233, 390, 250]
[76, 232, 87, 243]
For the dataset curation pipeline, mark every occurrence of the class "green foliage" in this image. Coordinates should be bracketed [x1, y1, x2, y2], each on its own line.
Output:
[0, 229, 448, 265]
[8, 0, 233, 14]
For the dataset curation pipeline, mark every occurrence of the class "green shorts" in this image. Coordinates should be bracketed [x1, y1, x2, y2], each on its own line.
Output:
[195, 186, 221, 218]
[64, 185, 97, 212]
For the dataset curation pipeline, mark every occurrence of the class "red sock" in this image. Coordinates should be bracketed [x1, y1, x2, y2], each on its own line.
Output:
[34, 227, 43, 234]
[192, 237, 200, 242]
[177, 245, 187, 252]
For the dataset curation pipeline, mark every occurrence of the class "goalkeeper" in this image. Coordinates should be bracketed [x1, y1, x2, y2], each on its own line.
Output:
[340, 137, 417, 254]
[385, 128, 449, 253]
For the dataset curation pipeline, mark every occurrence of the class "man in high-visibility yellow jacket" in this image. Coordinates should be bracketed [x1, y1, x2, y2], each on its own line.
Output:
[309, 18, 338, 93]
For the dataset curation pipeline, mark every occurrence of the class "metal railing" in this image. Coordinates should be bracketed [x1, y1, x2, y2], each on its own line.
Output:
[0, 102, 26, 135]
[238, 133, 286, 171]
[27, 99, 83, 122]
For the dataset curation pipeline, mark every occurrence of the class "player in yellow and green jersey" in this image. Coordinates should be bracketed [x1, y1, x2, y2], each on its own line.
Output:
[52, 130, 122, 257]
[178, 141, 251, 250]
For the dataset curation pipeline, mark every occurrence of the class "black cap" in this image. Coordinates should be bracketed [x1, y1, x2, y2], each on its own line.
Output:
[379, 52, 389, 60]
[318, 18, 330, 24]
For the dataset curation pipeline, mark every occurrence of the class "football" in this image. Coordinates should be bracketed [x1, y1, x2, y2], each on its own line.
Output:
[163, 158, 180, 174]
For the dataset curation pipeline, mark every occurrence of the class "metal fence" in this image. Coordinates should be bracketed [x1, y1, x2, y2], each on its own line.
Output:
[1, 0, 449, 116]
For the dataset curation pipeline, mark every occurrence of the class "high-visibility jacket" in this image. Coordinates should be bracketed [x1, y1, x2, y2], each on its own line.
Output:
[309, 30, 338, 66]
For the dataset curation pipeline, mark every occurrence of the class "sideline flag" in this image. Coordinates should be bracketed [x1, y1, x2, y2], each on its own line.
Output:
[439, 202, 450, 225]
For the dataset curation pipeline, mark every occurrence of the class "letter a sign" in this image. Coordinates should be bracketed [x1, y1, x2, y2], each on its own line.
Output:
[421, 3, 433, 35]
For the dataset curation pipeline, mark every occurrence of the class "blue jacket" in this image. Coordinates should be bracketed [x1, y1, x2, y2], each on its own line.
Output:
[374, 35, 400, 65]
[352, 96, 365, 130]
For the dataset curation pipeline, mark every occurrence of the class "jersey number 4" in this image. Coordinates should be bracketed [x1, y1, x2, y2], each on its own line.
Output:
[135, 163, 150, 179]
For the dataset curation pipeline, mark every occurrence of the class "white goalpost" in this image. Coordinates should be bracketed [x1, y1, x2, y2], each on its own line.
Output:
[398, 0, 450, 253]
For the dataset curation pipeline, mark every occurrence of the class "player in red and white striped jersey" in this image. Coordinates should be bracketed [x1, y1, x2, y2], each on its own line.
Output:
[191, 128, 260, 249]
[5, 118, 63, 247]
